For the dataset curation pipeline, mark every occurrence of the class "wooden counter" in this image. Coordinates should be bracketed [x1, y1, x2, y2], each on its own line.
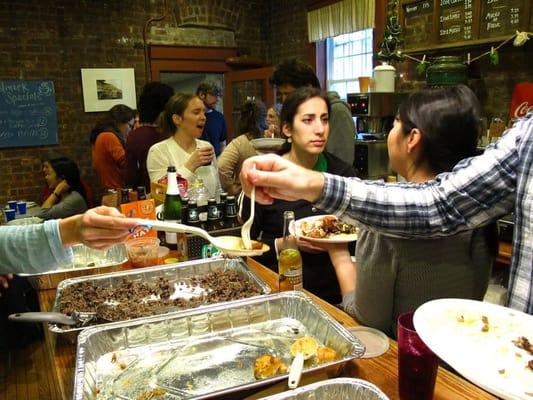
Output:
[37, 258, 497, 400]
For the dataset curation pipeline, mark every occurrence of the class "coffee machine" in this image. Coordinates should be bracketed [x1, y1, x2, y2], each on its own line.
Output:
[347, 92, 406, 179]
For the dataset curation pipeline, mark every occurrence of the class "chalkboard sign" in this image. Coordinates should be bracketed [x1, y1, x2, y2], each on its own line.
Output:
[0, 80, 58, 149]
[439, 0, 474, 43]
[403, 1, 434, 48]
[480, 0, 522, 39]
[400, 0, 531, 51]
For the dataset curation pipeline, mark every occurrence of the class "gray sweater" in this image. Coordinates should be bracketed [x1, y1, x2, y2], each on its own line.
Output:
[326, 91, 355, 165]
[37, 191, 88, 220]
[343, 227, 495, 337]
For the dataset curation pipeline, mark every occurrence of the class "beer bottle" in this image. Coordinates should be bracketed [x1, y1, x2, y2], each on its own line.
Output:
[181, 197, 189, 225]
[206, 197, 222, 231]
[278, 211, 303, 292]
[223, 195, 238, 228]
[137, 186, 147, 200]
[218, 191, 228, 221]
[187, 201, 200, 228]
[163, 166, 181, 251]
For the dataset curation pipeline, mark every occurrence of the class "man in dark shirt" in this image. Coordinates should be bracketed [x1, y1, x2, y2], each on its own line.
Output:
[196, 81, 227, 157]
[125, 82, 174, 190]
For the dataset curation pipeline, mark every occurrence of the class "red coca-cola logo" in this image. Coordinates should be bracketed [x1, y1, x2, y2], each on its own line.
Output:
[514, 101, 533, 118]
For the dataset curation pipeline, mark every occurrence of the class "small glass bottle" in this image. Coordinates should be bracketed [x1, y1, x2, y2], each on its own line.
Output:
[223, 195, 238, 228]
[278, 211, 303, 292]
[181, 197, 189, 225]
[137, 186, 147, 200]
[120, 188, 130, 204]
[206, 197, 223, 231]
[218, 191, 228, 221]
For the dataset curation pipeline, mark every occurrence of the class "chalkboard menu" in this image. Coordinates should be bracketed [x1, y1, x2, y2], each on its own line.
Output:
[403, 1, 433, 47]
[0, 80, 58, 149]
[439, 0, 474, 43]
[400, 0, 531, 50]
[480, 0, 523, 39]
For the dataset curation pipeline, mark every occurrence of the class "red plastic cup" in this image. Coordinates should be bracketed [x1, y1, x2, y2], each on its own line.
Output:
[397, 311, 438, 400]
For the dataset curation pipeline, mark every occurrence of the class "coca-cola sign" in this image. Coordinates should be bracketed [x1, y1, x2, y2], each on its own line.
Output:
[514, 101, 533, 118]
[510, 83, 533, 119]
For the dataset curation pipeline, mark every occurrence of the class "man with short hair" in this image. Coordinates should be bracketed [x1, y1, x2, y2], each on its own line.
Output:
[271, 58, 355, 165]
[196, 81, 227, 157]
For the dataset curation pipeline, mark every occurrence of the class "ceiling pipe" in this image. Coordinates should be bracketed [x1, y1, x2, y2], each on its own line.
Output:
[143, 0, 171, 82]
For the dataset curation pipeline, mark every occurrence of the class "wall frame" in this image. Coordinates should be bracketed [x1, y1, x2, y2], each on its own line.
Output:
[81, 68, 136, 112]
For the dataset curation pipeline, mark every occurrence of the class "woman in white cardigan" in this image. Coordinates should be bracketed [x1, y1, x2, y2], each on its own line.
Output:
[147, 93, 221, 196]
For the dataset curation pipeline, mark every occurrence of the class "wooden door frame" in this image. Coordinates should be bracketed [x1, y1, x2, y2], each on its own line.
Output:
[149, 45, 237, 80]
[224, 67, 275, 140]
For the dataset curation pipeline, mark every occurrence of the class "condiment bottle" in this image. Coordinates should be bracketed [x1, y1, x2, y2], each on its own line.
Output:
[223, 195, 238, 228]
[163, 166, 181, 251]
[278, 211, 303, 292]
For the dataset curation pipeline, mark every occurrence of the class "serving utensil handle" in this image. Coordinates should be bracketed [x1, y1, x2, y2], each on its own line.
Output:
[288, 352, 304, 389]
[8, 312, 77, 325]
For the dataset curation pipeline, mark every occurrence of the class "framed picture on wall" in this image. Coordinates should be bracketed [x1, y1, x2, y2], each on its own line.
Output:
[81, 68, 136, 112]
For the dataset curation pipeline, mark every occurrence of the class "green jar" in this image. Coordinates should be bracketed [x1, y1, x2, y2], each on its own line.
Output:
[426, 56, 468, 87]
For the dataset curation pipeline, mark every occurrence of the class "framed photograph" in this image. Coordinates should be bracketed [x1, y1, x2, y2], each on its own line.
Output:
[81, 68, 136, 112]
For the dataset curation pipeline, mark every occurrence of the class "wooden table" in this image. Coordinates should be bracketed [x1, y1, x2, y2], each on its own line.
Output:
[37, 258, 497, 400]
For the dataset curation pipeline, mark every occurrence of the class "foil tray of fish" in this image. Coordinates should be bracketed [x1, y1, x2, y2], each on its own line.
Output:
[48, 257, 271, 337]
[18, 243, 128, 289]
[260, 377, 389, 399]
[73, 291, 365, 400]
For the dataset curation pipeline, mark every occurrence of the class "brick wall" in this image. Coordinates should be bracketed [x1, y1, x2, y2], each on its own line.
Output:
[0, 0, 275, 206]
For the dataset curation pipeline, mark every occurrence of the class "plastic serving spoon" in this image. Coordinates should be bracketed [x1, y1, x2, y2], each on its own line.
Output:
[8, 310, 97, 326]
[288, 336, 319, 389]
[137, 219, 269, 257]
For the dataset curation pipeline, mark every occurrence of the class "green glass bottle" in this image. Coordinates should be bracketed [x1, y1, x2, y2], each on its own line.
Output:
[163, 166, 181, 251]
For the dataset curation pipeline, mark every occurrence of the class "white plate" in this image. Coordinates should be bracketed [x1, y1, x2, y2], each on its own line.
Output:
[250, 138, 286, 153]
[414, 298, 533, 400]
[289, 215, 358, 243]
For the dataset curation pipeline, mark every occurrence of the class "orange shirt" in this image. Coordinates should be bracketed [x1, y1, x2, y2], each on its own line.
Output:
[91, 132, 126, 190]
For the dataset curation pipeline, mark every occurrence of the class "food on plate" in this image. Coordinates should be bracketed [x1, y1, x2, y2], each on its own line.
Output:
[512, 336, 533, 355]
[316, 346, 338, 364]
[300, 215, 356, 239]
[253, 354, 288, 379]
[58, 270, 261, 325]
[138, 388, 166, 400]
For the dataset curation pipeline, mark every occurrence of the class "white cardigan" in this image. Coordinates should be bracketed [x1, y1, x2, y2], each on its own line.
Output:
[147, 137, 221, 197]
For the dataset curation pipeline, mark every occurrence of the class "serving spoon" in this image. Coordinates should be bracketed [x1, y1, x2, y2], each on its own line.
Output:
[137, 219, 269, 257]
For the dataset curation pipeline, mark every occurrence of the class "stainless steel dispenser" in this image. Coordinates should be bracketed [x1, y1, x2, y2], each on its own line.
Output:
[347, 92, 406, 179]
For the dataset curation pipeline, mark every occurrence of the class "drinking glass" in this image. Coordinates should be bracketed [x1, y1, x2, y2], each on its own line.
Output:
[397, 311, 438, 400]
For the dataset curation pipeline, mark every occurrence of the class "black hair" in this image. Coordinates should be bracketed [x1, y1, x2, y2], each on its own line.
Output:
[138, 82, 174, 124]
[237, 99, 267, 139]
[278, 87, 330, 153]
[398, 85, 481, 174]
[159, 93, 198, 136]
[90, 104, 135, 145]
[270, 58, 321, 89]
[49, 157, 87, 202]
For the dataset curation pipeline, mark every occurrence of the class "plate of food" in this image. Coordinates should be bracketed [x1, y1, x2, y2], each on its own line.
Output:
[251, 138, 286, 153]
[414, 298, 533, 400]
[290, 215, 358, 243]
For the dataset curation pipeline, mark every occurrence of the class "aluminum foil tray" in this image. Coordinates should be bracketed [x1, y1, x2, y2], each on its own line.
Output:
[48, 257, 271, 336]
[259, 377, 389, 399]
[18, 243, 128, 290]
[74, 291, 365, 400]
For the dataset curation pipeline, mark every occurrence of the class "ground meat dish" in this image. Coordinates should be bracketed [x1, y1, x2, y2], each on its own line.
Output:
[59, 270, 260, 325]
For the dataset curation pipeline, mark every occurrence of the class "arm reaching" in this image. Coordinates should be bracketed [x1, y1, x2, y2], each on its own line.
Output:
[240, 154, 325, 204]
[59, 206, 138, 249]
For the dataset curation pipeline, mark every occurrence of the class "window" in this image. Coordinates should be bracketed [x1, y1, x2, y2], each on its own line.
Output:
[326, 29, 373, 100]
